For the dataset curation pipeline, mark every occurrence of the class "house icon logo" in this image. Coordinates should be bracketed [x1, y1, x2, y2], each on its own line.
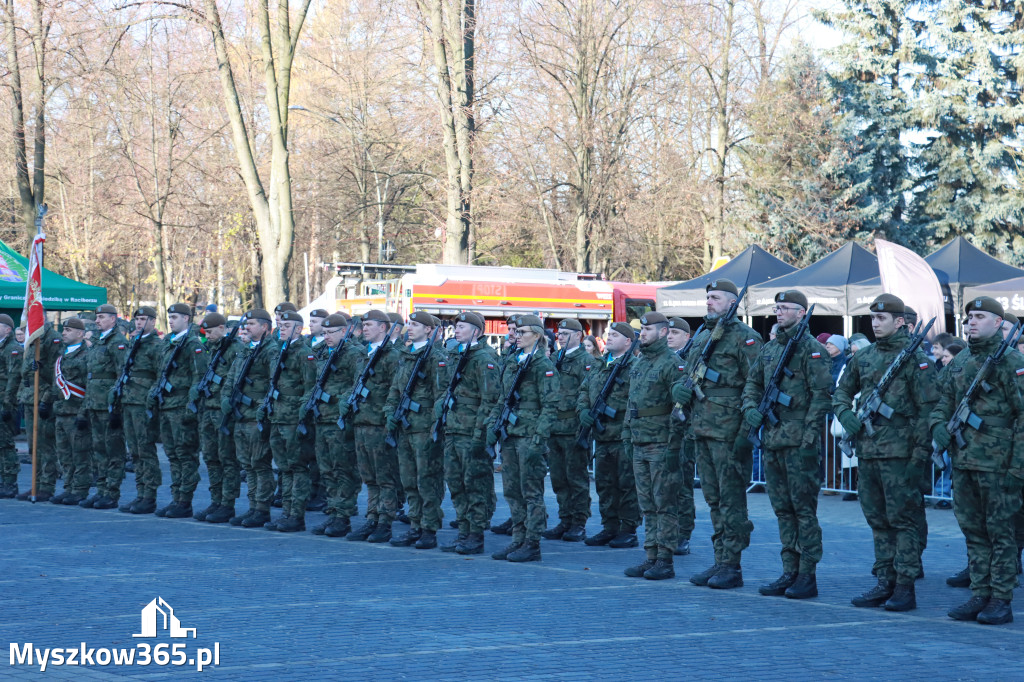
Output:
[133, 597, 197, 639]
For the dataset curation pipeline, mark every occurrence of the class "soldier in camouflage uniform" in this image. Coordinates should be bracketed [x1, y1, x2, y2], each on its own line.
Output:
[51, 318, 91, 505]
[488, 314, 558, 563]
[620, 312, 684, 580]
[541, 318, 592, 542]
[340, 309, 401, 543]
[260, 310, 316, 532]
[743, 290, 833, 600]
[12, 317, 65, 502]
[304, 308, 330, 513]
[932, 296, 1024, 625]
[112, 308, 163, 513]
[834, 294, 938, 612]
[385, 312, 447, 549]
[438, 312, 501, 552]
[80, 305, 127, 509]
[0, 314, 21, 498]
[489, 314, 520, 536]
[189, 313, 243, 523]
[578, 322, 641, 548]
[150, 303, 208, 519]
[666, 317, 695, 556]
[304, 313, 363, 538]
[673, 279, 763, 589]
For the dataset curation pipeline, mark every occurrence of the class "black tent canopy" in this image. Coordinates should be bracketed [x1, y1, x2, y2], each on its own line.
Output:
[655, 245, 796, 316]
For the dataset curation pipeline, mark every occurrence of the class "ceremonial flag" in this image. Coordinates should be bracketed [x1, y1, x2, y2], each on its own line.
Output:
[876, 238, 946, 337]
[24, 217, 46, 345]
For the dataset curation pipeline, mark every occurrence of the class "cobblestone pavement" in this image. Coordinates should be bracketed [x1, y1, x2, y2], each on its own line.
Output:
[1, 443, 1021, 680]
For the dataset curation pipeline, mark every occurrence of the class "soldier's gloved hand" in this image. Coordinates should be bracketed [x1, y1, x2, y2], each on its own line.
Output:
[800, 430, 818, 451]
[256, 405, 268, 423]
[743, 408, 764, 428]
[0, 408, 12, 424]
[931, 423, 952, 451]
[37, 401, 52, 420]
[531, 433, 547, 448]
[188, 385, 200, 403]
[220, 398, 232, 417]
[838, 410, 863, 436]
[29, 359, 38, 372]
[107, 387, 118, 406]
[578, 411, 596, 429]
[108, 411, 122, 430]
[622, 438, 633, 459]
[733, 431, 753, 455]
[337, 401, 352, 419]
[145, 393, 158, 411]
[433, 401, 444, 421]
[486, 428, 499, 447]
[298, 406, 310, 423]
[671, 382, 693, 406]
[75, 416, 89, 431]
[385, 414, 398, 433]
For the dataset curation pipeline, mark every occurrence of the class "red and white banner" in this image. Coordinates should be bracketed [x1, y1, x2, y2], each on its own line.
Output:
[54, 355, 85, 400]
[24, 232, 45, 346]
[875, 238, 946, 337]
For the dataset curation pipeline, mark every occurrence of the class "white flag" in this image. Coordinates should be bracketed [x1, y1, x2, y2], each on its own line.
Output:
[875, 238, 945, 337]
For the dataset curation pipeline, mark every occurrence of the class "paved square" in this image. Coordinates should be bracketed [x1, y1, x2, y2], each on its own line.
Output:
[1, 446, 1021, 680]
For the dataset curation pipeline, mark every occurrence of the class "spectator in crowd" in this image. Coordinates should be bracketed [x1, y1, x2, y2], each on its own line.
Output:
[932, 341, 964, 507]
[825, 335, 848, 384]
[849, 335, 871, 354]
[816, 332, 831, 346]
[583, 335, 603, 359]
[769, 323, 779, 342]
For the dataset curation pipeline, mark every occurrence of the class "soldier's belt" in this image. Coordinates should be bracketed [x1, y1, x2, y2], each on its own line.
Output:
[976, 415, 1014, 433]
[556, 409, 576, 419]
[630, 404, 673, 418]
[516, 400, 541, 410]
[87, 372, 117, 380]
[131, 372, 158, 381]
[701, 387, 742, 398]
[454, 396, 481, 406]
[880, 413, 910, 427]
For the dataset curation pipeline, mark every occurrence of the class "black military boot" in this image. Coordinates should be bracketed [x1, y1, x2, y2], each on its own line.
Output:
[390, 528, 423, 547]
[456, 532, 485, 555]
[883, 582, 916, 611]
[674, 538, 691, 556]
[442, 533, 468, 553]
[541, 521, 568, 540]
[396, 507, 410, 525]
[0, 483, 15, 499]
[625, 557, 657, 578]
[61, 494, 84, 506]
[584, 528, 617, 546]
[851, 578, 895, 608]
[708, 565, 743, 589]
[79, 494, 99, 508]
[946, 566, 971, 588]
[415, 530, 438, 549]
[489, 518, 513, 535]
[690, 564, 722, 586]
[277, 515, 305, 532]
[206, 505, 234, 524]
[562, 525, 586, 542]
[51, 491, 68, 505]
[15, 489, 35, 501]
[324, 517, 352, 538]
[194, 503, 220, 522]
[155, 501, 175, 517]
[785, 573, 818, 600]
[306, 494, 327, 513]
[229, 508, 254, 526]
[492, 541, 523, 560]
[977, 598, 1013, 625]
[759, 571, 798, 597]
[165, 501, 193, 519]
[367, 521, 393, 543]
[347, 520, 378, 541]
[241, 509, 271, 528]
[130, 498, 156, 514]
[119, 497, 141, 513]
[644, 558, 675, 581]
[93, 496, 118, 510]
[948, 595, 990, 621]
[264, 515, 285, 531]
[311, 518, 331, 535]
[449, 519, 460, 529]
[507, 540, 541, 562]
[1018, 547, 1023, 575]
[608, 529, 639, 548]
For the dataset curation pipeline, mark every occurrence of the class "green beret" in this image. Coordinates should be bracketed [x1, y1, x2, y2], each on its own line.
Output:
[95, 304, 117, 315]
[167, 302, 192, 317]
[903, 306, 918, 322]
[201, 313, 228, 329]
[1003, 312, 1018, 325]
[557, 319, 583, 332]
[408, 311, 437, 327]
[0, 314, 14, 329]
[869, 294, 905, 315]
[322, 313, 351, 329]
[63, 317, 86, 331]
[639, 312, 668, 325]
[457, 311, 485, 331]
[609, 321, 636, 340]
[247, 308, 272, 323]
[775, 290, 808, 310]
[706, 278, 739, 296]
[667, 317, 690, 333]
[279, 310, 303, 324]
[274, 302, 297, 314]
[517, 314, 544, 329]
[507, 314, 522, 327]
[362, 309, 391, 324]
[78, 311, 97, 321]
[309, 309, 329, 319]
[966, 296, 1004, 317]
[134, 306, 158, 319]
[387, 312, 405, 326]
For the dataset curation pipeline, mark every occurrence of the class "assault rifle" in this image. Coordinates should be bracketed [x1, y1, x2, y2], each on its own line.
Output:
[385, 326, 441, 447]
[554, 344, 567, 373]
[218, 335, 269, 435]
[838, 317, 935, 456]
[108, 330, 143, 427]
[187, 319, 243, 414]
[674, 285, 747, 423]
[487, 345, 539, 457]
[257, 326, 300, 433]
[296, 322, 355, 436]
[147, 329, 193, 419]
[932, 321, 1024, 470]
[337, 336, 392, 430]
[576, 336, 640, 448]
[430, 343, 473, 443]
[746, 304, 816, 448]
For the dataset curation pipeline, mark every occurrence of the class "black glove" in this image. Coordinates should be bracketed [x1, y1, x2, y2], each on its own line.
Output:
[108, 411, 123, 430]
[0, 409, 12, 424]
[37, 401, 52, 420]
[75, 416, 89, 431]
[29, 359, 38, 372]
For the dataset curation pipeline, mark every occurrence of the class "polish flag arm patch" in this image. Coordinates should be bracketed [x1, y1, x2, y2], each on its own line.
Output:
[919, 362, 930, 370]
[545, 370, 554, 377]
[1016, 367, 1024, 377]
[811, 352, 821, 359]
[486, 363, 495, 369]
[745, 339, 756, 346]
[438, 361, 446, 367]
[306, 354, 315, 361]
[678, 365, 686, 371]
[195, 348, 203, 353]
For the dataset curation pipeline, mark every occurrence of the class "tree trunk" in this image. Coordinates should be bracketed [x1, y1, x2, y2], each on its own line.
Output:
[707, 0, 735, 271]
[4, 0, 40, 243]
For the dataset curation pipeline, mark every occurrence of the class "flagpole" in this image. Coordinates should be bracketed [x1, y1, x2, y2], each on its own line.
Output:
[30, 341, 39, 502]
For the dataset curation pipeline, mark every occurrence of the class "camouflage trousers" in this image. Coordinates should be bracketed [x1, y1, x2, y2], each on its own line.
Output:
[396, 429, 445, 532]
[547, 434, 591, 526]
[677, 436, 696, 541]
[355, 425, 399, 524]
[914, 458, 930, 555]
[24, 407, 57, 494]
[764, 446, 823, 574]
[270, 424, 312, 517]
[55, 414, 91, 496]
[315, 423, 359, 519]
[234, 420, 274, 511]
[501, 436, 548, 543]
[857, 457, 922, 584]
[444, 435, 494, 534]
[159, 407, 200, 502]
[593, 440, 640, 533]
[124, 406, 159, 498]
[198, 407, 239, 505]
[89, 409, 126, 500]
[694, 436, 753, 566]
[953, 468, 1023, 601]
[0, 416, 17, 485]
[633, 440, 681, 560]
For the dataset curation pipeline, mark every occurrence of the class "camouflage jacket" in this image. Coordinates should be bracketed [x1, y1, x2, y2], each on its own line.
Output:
[84, 328, 128, 411]
[264, 336, 317, 424]
[0, 334, 21, 410]
[930, 332, 1024, 475]
[198, 335, 244, 408]
[489, 348, 559, 439]
[8, 324, 62, 406]
[551, 346, 592, 435]
[741, 324, 833, 450]
[442, 341, 500, 439]
[54, 342, 89, 417]
[577, 350, 635, 442]
[223, 338, 278, 422]
[120, 332, 164, 407]
[304, 339, 363, 425]
[308, 335, 330, 361]
[384, 340, 447, 433]
[834, 328, 938, 461]
[626, 336, 684, 445]
[680, 317, 762, 441]
[348, 341, 400, 427]
[154, 331, 208, 411]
